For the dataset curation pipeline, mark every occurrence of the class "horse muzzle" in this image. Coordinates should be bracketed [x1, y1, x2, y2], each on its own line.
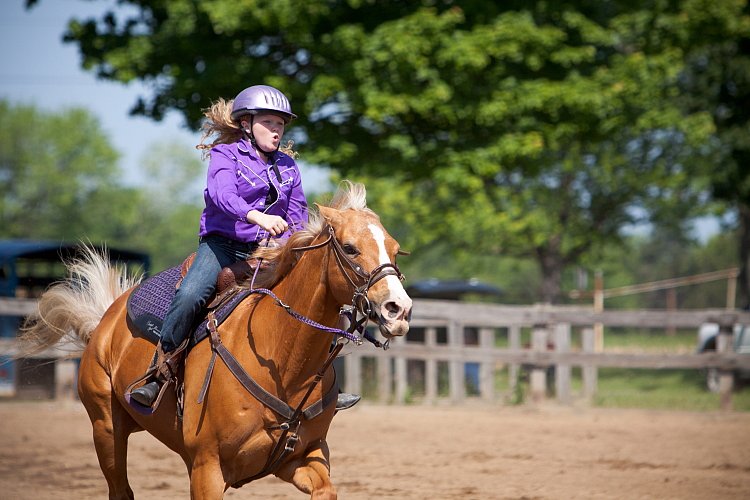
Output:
[372, 296, 412, 338]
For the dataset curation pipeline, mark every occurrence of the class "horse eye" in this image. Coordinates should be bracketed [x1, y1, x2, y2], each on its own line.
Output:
[342, 243, 359, 256]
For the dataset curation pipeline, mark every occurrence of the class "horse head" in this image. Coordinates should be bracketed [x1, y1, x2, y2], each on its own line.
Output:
[251, 181, 413, 341]
[317, 204, 412, 339]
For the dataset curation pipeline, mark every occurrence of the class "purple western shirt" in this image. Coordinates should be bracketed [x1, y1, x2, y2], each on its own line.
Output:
[199, 138, 308, 242]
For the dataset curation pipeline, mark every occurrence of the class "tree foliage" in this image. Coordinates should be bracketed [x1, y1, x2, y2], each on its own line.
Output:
[678, 0, 750, 305]
[0, 100, 121, 239]
[0, 100, 203, 271]
[31, 0, 747, 301]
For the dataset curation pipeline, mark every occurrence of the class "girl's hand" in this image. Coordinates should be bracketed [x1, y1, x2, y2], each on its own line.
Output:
[246, 210, 288, 236]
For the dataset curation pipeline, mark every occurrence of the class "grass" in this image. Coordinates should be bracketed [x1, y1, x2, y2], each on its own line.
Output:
[594, 368, 750, 412]
[592, 328, 750, 411]
[602, 327, 697, 351]
[489, 366, 750, 412]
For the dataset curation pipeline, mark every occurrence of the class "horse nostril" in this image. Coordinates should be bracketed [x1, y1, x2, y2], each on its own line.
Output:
[384, 301, 402, 319]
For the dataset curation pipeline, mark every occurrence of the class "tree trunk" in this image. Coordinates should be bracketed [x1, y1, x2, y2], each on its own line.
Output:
[738, 203, 750, 309]
[537, 248, 564, 304]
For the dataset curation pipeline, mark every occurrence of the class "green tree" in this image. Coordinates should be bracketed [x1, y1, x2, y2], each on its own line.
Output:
[0, 100, 205, 271]
[679, 0, 750, 306]
[0, 100, 125, 240]
[39, 1, 725, 302]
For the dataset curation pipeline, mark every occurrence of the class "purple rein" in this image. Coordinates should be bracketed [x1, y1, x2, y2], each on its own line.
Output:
[246, 286, 363, 344]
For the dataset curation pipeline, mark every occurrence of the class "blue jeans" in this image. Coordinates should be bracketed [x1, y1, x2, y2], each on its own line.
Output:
[159, 235, 258, 352]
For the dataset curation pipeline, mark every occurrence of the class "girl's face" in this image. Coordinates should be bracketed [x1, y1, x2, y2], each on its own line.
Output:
[248, 113, 285, 153]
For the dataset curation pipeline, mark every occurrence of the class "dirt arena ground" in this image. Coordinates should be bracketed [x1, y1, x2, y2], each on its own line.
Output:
[0, 401, 748, 499]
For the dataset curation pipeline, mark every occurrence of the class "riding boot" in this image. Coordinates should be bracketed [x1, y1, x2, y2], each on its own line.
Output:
[129, 341, 187, 408]
[335, 392, 361, 410]
[130, 380, 162, 407]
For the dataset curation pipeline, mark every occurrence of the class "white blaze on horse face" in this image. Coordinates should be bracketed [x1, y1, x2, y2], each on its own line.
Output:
[367, 223, 412, 324]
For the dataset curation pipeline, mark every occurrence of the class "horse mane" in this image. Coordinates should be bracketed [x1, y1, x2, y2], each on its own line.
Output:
[245, 180, 373, 290]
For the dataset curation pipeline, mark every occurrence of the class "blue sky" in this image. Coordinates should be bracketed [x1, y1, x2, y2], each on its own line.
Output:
[1, 1, 199, 187]
[0, 0, 331, 193]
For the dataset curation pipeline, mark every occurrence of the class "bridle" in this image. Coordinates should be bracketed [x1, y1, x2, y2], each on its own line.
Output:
[291, 224, 405, 348]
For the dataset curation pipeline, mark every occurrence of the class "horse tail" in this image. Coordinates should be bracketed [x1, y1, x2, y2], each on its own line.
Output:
[20, 245, 143, 354]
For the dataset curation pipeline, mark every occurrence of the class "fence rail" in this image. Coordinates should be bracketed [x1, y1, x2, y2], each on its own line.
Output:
[353, 342, 750, 370]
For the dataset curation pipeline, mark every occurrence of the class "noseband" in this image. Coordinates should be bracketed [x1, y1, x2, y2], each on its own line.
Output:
[292, 225, 404, 347]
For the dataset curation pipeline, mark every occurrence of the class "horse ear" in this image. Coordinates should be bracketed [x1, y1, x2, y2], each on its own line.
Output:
[316, 205, 343, 226]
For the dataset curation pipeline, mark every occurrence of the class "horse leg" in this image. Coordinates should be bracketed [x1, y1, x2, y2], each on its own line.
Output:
[189, 454, 226, 500]
[80, 361, 140, 499]
[277, 441, 337, 500]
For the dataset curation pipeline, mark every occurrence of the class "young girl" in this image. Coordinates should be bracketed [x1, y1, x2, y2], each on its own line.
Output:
[130, 85, 308, 407]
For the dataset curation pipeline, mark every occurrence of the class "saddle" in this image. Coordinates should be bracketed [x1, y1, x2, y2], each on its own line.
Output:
[124, 254, 260, 416]
[177, 252, 257, 299]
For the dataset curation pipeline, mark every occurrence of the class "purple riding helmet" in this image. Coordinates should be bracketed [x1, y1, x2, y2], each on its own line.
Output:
[230, 85, 297, 124]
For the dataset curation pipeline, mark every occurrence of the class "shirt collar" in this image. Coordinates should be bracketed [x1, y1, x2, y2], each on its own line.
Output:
[237, 137, 275, 164]
[237, 137, 255, 157]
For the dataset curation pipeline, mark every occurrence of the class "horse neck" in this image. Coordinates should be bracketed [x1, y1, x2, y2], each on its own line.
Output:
[240, 245, 340, 382]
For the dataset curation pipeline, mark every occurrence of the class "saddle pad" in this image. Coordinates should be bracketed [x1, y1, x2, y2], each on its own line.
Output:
[126, 266, 253, 347]
[126, 266, 182, 344]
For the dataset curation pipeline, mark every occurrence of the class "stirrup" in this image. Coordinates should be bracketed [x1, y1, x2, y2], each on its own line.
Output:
[125, 339, 188, 414]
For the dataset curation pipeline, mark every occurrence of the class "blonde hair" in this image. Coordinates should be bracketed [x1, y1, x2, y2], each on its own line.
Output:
[196, 98, 298, 159]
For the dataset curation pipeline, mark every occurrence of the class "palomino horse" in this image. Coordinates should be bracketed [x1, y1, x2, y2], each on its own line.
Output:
[23, 182, 412, 499]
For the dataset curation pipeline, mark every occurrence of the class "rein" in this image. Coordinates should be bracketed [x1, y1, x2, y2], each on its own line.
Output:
[247, 287, 362, 343]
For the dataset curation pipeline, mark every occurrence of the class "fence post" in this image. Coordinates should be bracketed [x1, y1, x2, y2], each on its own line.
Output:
[726, 273, 737, 310]
[448, 320, 465, 403]
[717, 321, 734, 411]
[594, 271, 604, 352]
[666, 289, 677, 336]
[530, 324, 548, 402]
[509, 325, 521, 398]
[554, 323, 571, 404]
[582, 327, 597, 400]
[344, 352, 361, 398]
[424, 327, 437, 404]
[393, 337, 408, 404]
[55, 358, 78, 401]
[377, 355, 392, 404]
[479, 327, 495, 402]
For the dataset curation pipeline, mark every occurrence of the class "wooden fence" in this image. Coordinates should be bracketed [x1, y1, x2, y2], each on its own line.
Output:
[340, 300, 750, 411]
[2, 297, 750, 409]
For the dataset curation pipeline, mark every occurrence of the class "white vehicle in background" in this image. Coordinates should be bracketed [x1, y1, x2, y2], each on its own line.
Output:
[696, 323, 750, 392]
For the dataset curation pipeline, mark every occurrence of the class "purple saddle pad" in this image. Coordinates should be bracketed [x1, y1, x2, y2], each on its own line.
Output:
[126, 265, 252, 346]
[126, 266, 182, 344]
